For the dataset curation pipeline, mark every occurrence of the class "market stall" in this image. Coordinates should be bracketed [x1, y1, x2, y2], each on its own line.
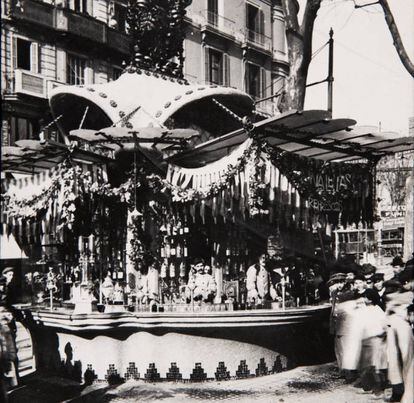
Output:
[2, 69, 413, 381]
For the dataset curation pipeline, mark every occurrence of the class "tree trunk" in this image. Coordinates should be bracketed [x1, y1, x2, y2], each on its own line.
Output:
[278, 34, 308, 112]
[278, 0, 322, 113]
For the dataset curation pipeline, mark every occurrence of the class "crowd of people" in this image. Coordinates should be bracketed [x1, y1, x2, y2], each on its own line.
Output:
[329, 254, 414, 403]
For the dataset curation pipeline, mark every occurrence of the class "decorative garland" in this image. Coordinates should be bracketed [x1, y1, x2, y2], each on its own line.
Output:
[2, 138, 374, 234]
[153, 138, 372, 210]
[3, 159, 131, 230]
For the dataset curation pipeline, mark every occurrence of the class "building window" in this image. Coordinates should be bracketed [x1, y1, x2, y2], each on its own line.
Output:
[246, 63, 266, 99]
[209, 49, 222, 85]
[13, 38, 40, 73]
[204, 47, 229, 86]
[114, 3, 127, 32]
[207, 0, 218, 26]
[67, 54, 86, 85]
[16, 38, 31, 70]
[70, 0, 89, 14]
[9, 116, 38, 144]
[246, 3, 264, 44]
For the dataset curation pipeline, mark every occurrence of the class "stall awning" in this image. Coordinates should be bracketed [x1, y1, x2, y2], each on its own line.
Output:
[167, 110, 414, 168]
[1, 232, 28, 259]
[1, 140, 112, 174]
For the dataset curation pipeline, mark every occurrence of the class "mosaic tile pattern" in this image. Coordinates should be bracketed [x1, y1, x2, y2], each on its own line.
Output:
[272, 356, 284, 373]
[215, 362, 230, 381]
[144, 363, 160, 382]
[236, 360, 250, 379]
[255, 358, 268, 377]
[190, 363, 207, 381]
[124, 362, 140, 381]
[167, 362, 182, 381]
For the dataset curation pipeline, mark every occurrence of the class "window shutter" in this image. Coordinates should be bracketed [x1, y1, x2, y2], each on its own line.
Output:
[260, 67, 266, 98]
[244, 62, 249, 93]
[223, 53, 230, 86]
[259, 9, 265, 36]
[30, 42, 39, 73]
[245, 3, 249, 29]
[86, 0, 93, 16]
[12, 35, 17, 70]
[204, 47, 210, 84]
[56, 49, 66, 82]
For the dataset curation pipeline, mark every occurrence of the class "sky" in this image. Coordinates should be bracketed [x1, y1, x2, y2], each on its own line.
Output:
[300, 0, 414, 136]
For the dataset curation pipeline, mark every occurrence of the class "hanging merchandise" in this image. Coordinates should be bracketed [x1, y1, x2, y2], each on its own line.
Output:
[169, 262, 176, 278]
[160, 259, 168, 278]
[179, 261, 186, 277]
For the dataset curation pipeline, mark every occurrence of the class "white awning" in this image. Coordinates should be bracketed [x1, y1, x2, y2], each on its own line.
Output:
[1, 232, 28, 260]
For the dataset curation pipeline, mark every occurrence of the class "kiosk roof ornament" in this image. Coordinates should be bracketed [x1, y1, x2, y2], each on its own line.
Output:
[127, 0, 192, 78]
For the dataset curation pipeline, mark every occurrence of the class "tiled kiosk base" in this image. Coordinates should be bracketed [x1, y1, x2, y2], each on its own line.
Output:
[23, 305, 332, 382]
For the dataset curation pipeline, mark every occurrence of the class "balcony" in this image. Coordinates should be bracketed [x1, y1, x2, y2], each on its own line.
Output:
[7, 0, 55, 28]
[199, 10, 236, 41]
[8, 69, 67, 99]
[66, 11, 106, 43]
[7, 0, 130, 55]
[243, 29, 272, 53]
[14, 69, 47, 98]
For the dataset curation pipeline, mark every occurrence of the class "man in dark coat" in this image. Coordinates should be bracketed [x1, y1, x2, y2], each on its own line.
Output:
[373, 273, 386, 311]
[0, 268, 18, 307]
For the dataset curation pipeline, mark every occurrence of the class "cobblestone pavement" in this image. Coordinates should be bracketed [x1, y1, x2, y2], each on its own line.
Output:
[9, 363, 392, 403]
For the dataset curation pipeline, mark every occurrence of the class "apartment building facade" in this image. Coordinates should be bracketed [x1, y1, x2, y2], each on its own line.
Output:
[1, 0, 288, 146]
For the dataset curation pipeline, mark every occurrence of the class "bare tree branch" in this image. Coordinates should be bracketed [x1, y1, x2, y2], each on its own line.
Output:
[377, 0, 414, 77]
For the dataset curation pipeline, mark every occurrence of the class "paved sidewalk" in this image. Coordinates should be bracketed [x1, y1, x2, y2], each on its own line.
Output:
[9, 363, 392, 402]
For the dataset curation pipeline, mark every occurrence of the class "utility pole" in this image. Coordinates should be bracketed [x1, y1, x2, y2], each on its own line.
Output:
[327, 28, 334, 115]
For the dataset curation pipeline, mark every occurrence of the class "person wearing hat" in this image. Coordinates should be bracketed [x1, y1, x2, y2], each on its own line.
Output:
[356, 287, 388, 393]
[361, 264, 376, 288]
[385, 289, 414, 403]
[391, 255, 405, 268]
[373, 273, 386, 311]
[390, 257, 408, 285]
[339, 273, 369, 383]
[190, 258, 216, 303]
[0, 268, 18, 307]
[246, 254, 269, 304]
[328, 272, 353, 375]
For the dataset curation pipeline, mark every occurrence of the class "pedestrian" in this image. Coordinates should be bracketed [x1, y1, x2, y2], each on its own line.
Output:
[340, 274, 366, 383]
[357, 288, 388, 394]
[373, 273, 386, 311]
[328, 272, 356, 378]
[385, 288, 414, 403]
[0, 305, 18, 401]
[361, 264, 376, 288]
[0, 268, 18, 308]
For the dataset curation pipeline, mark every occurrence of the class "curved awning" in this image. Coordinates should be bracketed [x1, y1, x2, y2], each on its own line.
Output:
[49, 71, 254, 140]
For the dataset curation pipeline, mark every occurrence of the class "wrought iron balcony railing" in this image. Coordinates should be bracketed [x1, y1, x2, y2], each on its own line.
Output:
[244, 28, 272, 52]
[5, 0, 130, 55]
[200, 10, 236, 37]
